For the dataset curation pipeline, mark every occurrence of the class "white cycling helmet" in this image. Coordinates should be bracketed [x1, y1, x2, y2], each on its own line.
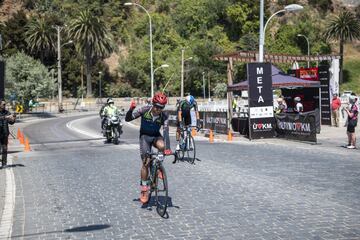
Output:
[294, 96, 301, 102]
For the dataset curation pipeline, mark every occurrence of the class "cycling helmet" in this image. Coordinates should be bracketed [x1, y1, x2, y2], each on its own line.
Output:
[186, 95, 195, 105]
[152, 92, 168, 108]
[294, 97, 301, 102]
[107, 98, 114, 104]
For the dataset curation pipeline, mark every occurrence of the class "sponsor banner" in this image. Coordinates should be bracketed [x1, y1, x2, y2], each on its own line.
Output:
[200, 111, 228, 134]
[275, 111, 317, 142]
[297, 67, 319, 81]
[249, 106, 274, 119]
[166, 110, 228, 134]
[247, 63, 275, 139]
[318, 65, 331, 125]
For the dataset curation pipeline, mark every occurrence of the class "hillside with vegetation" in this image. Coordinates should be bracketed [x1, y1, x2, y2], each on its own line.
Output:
[0, 0, 359, 104]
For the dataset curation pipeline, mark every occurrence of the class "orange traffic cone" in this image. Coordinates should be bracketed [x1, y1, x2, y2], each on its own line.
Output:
[191, 127, 196, 137]
[209, 129, 214, 143]
[24, 137, 31, 152]
[227, 129, 233, 142]
[19, 132, 24, 145]
[17, 128, 21, 139]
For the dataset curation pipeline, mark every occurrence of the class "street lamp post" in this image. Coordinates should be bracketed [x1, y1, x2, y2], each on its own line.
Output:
[259, 3, 303, 62]
[202, 72, 206, 100]
[54, 25, 63, 112]
[125, 2, 154, 98]
[153, 64, 169, 92]
[153, 64, 169, 75]
[181, 49, 192, 98]
[54, 25, 73, 112]
[98, 71, 102, 99]
[297, 34, 310, 68]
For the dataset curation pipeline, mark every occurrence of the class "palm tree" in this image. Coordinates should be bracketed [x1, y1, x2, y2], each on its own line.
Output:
[324, 11, 360, 84]
[25, 16, 56, 64]
[68, 10, 113, 97]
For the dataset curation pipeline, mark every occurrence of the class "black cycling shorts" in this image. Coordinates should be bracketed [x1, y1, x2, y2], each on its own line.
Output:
[139, 135, 163, 160]
[347, 119, 357, 133]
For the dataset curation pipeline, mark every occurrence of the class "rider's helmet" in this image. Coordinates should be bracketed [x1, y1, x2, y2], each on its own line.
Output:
[185, 95, 195, 105]
[294, 96, 301, 102]
[152, 92, 168, 108]
[107, 98, 114, 104]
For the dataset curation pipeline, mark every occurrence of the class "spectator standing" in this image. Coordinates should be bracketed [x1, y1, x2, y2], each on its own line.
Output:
[293, 96, 303, 113]
[0, 100, 16, 167]
[344, 95, 358, 149]
[275, 97, 287, 114]
[331, 93, 341, 127]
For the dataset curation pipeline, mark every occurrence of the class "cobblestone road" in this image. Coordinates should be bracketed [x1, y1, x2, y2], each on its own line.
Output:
[6, 115, 360, 240]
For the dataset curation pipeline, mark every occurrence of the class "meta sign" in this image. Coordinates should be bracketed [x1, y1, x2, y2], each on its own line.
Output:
[247, 63, 275, 139]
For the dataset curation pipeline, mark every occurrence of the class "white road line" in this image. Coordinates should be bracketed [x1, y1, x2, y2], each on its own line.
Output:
[66, 118, 101, 139]
[0, 157, 16, 239]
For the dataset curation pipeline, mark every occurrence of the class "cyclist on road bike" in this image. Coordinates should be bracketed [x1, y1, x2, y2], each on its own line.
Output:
[176, 95, 201, 151]
[125, 92, 171, 204]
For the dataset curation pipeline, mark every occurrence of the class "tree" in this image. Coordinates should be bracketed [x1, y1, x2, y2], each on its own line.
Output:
[5, 52, 54, 109]
[25, 15, 56, 64]
[214, 83, 227, 98]
[324, 11, 360, 84]
[68, 9, 113, 97]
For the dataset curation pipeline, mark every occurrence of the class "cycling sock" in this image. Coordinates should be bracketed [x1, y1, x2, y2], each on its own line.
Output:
[141, 180, 149, 186]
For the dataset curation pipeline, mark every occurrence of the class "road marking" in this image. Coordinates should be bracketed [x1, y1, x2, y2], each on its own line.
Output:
[0, 157, 16, 239]
[66, 117, 101, 139]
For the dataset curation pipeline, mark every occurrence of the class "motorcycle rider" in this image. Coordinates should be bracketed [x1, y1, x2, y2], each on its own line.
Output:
[102, 99, 121, 139]
[125, 92, 172, 204]
[100, 98, 111, 135]
[0, 100, 16, 167]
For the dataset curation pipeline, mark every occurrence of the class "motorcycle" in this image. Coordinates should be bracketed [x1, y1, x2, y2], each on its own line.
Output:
[104, 114, 123, 144]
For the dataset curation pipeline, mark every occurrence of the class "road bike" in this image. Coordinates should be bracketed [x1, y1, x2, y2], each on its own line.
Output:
[146, 151, 173, 217]
[175, 126, 199, 164]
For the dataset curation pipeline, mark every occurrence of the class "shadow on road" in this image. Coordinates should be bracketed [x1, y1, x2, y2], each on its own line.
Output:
[0, 164, 25, 169]
[175, 157, 202, 165]
[9, 224, 111, 239]
[133, 195, 180, 219]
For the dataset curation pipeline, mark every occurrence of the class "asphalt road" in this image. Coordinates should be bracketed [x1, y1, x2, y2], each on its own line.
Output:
[7, 113, 360, 239]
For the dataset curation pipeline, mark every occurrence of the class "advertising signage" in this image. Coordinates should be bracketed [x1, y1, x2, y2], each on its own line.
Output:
[298, 67, 319, 81]
[275, 112, 317, 143]
[318, 65, 331, 125]
[247, 63, 275, 140]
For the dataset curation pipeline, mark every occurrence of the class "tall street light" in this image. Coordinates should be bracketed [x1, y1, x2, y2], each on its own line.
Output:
[98, 71, 102, 99]
[258, 3, 303, 62]
[53, 25, 73, 112]
[124, 2, 154, 98]
[181, 48, 192, 98]
[153, 64, 169, 92]
[153, 64, 169, 75]
[202, 72, 206, 100]
[297, 34, 310, 68]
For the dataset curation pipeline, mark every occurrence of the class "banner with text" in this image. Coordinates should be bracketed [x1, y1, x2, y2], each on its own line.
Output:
[275, 111, 317, 142]
[247, 63, 275, 139]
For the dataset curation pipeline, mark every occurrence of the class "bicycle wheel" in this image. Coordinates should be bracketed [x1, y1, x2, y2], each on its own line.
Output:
[186, 136, 196, 164]
[155, 164, 168, 217]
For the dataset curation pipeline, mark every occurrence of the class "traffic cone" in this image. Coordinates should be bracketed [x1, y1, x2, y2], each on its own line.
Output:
[227, 129, 233, 142]
[209, 129, 214, 143]
[19, 132, 24, 145]
[16, 128, 21, 139]
[191, 127, 196, 137]
[24, 137, 31, 152]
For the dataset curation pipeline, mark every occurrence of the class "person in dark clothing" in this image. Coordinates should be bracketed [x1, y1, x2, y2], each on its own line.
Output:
[125, 92, 172, 204]
[0, 100, 16, 167]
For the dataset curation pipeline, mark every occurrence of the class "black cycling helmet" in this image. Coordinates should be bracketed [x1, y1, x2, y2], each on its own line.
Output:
[107, 98, 114, 104]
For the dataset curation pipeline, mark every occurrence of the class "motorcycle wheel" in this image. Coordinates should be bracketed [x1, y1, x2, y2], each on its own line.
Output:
[113, 127, 119, 145]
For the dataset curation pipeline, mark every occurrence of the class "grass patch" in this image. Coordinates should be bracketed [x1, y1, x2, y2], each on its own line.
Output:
[341, 59, 360, 95]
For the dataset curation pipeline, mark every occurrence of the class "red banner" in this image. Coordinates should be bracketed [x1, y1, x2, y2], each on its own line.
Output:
[297, 67, 319, 81]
